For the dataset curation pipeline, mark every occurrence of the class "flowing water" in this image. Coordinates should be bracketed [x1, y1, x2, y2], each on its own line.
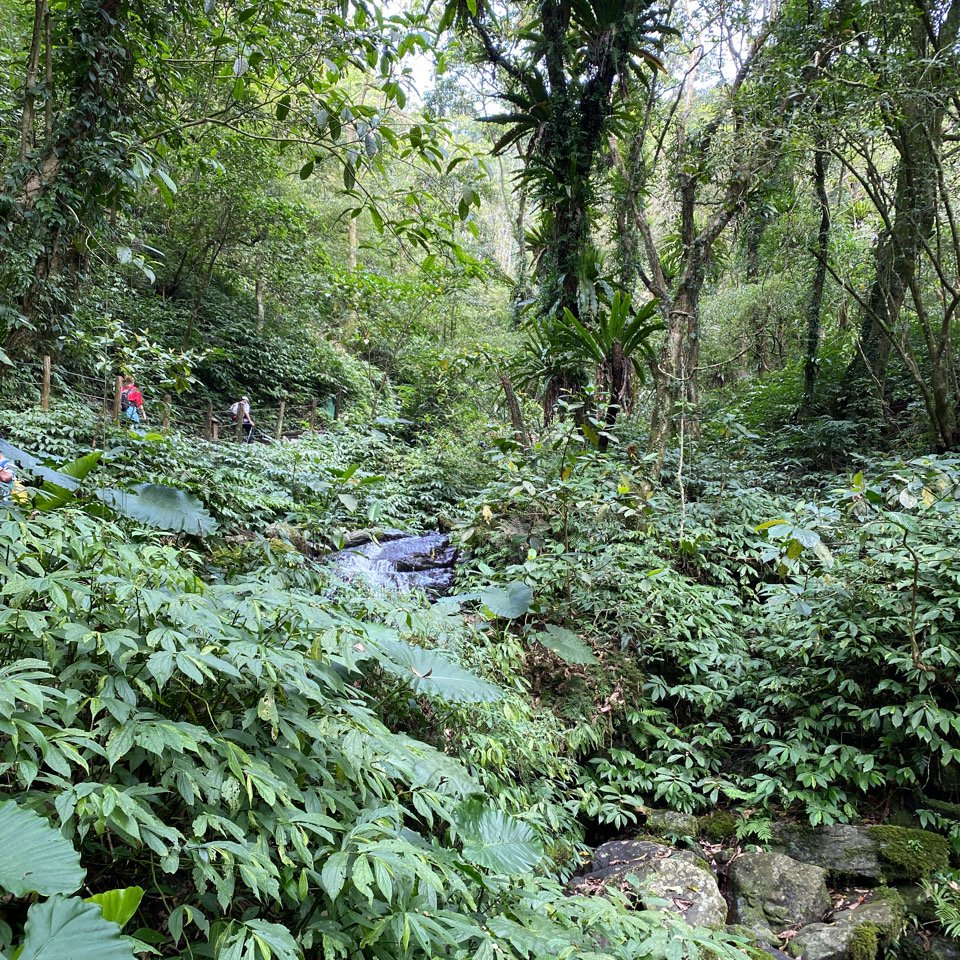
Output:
[326, 531, 457, 597]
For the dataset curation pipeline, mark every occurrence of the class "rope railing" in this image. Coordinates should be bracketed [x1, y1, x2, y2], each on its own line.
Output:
[34, 356, 338, 444]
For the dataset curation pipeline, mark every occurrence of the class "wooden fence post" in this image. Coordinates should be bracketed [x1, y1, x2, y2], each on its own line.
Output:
[113, 376, 123, 421]
[206, 401, 214, 441]
[275, 400, 285, 440]
[40, 356, 51, 411]
[308, 399, 317, 433]
[235, 407, 243, 442]
[162, 394, 171, 432]
[334, 387, 342, 419]
[211, 418, 220, 442]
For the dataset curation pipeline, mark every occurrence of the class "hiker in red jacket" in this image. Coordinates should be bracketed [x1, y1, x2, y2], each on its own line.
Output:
[120, 376, 146, 425]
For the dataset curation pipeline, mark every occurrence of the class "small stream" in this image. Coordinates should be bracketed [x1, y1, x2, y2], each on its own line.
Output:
[326, 531, 458, 597]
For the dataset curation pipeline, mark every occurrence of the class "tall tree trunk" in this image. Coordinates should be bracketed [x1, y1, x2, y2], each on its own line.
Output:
[803, 146, 830, 410]
[500, 374, 529, 449]
[511, 187, 530, 327]
[43, 2, 53, 141]
[347, 216, 357, 271]
[837, 0, 960, 414]
[20, 0, 46, 160]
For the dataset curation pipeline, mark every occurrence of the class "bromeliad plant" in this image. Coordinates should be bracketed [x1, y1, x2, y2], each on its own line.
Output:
[515, 292, 661, 439]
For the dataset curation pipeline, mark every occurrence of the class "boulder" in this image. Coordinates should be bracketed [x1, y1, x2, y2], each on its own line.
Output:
[264, 522, 316, 556]
[574, 839, 726, 929]
[700, 811, 739, 842]
[341, 527, 407, 548]
[902, 936, 960, 960]
[771, 825, 881, 880]
[789, 921, 854, 960]
[634, 857, 728, 929]
[585, 839, 699, 880]
[646, 810, 699, 838]
[788, 890, 904, 960]
[831, 890, 904, 937]
[929, 938, 960, 960]
[866, 826, 949, 881]
[771, 824, 949, 883]
[728, 851, 831, 941]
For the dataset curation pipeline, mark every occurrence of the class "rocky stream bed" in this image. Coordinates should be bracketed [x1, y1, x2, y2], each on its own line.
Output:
[572, 813, 957, 960]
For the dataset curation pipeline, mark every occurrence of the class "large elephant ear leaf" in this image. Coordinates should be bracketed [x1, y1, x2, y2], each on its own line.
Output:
[18, 896, 136, 960]
[456, 801, 544, 875]
[0, 799, 84, 897]
[85, 887, 144, 929]
[376, 639, 503, 703]
[479, 581, 532, 619]
[535, 624, 598, 665]
[96, 484, 217, 535]
[33, 451, 104, 510]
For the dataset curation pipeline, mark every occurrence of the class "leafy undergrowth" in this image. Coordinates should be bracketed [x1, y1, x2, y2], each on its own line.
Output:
[0, 500, 758, 960]
[459, 423, 960, 846]
[0, 399, 488, 536]
[2, 405, 958, 956]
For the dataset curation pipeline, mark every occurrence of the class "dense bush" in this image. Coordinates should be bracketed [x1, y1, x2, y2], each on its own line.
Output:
[0, 504, 758, 960]
[458, 424, 960, 841]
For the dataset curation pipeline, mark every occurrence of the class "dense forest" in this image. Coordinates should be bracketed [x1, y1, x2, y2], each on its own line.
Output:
[0, 0, 959, 958]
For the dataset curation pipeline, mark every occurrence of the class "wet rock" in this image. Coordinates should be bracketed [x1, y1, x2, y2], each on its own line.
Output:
[647, 810, 699, 838]
[573, 840, 726, 928]
[771, 824, 881, 880]
[341, 527, 408, 548]
[728, 851, 831, 941]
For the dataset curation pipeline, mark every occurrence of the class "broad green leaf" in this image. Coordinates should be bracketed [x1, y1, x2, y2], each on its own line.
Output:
[0, 800, 84, 897]
[480, 581, 532, 619]
[320, 852, 348, 900]
[95, 484, 217, 535]
[0, 440, 97, 493]
[19, 896, 136, 960]
[34, 451, 104, 510]
[85, 887, 144, 930]
[456, 802, 544, 875]
[535, 625, 598, 665]
[377, 639, 503, 703]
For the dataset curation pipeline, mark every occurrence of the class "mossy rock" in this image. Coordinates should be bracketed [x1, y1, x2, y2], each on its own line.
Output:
[790, 889, 905, 960]
[728, 851, 831, 941]
[848, 923, 880, 960]
[867, 826, 950, 881]
[771, 823, 882, 880]
[700, 810, 739, 842]
[646, 809, 699, 838]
